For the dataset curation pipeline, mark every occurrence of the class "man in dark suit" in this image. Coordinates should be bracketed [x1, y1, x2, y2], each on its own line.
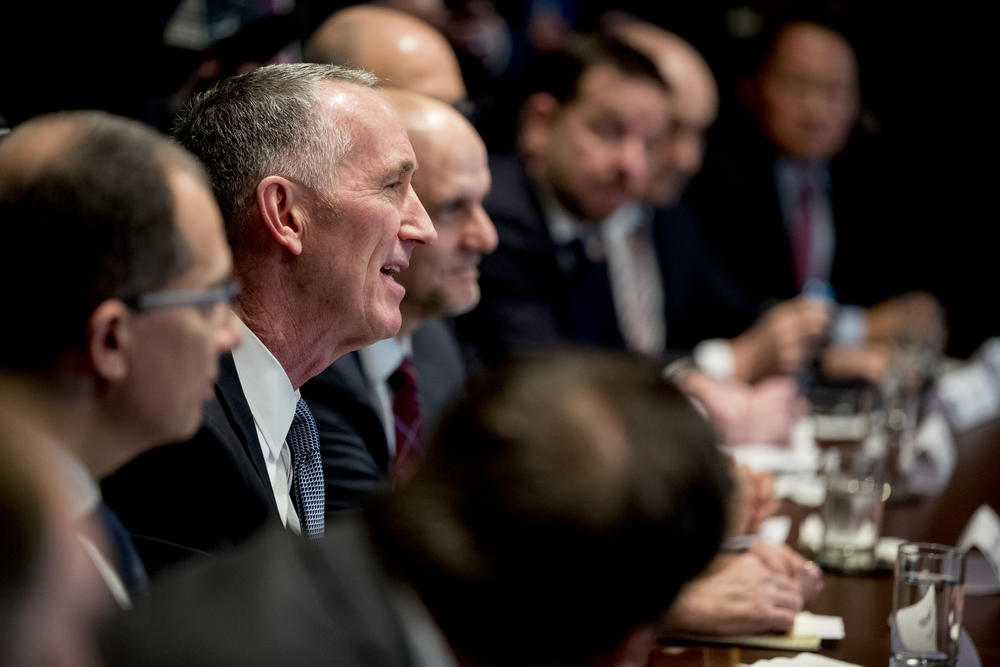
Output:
[303, 89, 497, 509]
[103, 351, 732, 667]
[455, 34, 828, 384]
[0, 111, 242, 605]
[101, 64, 436, 575]
[687, 15, 943, 381]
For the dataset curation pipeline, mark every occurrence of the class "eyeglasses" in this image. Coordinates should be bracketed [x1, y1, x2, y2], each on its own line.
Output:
[123, 280, 241, 318]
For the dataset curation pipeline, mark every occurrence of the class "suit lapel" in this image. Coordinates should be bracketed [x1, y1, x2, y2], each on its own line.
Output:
[213, 353, 273, 497]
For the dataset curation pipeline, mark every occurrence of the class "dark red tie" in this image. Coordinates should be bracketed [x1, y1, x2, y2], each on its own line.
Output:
[791, 175, 815, 290]
[389, 356, 422, 478]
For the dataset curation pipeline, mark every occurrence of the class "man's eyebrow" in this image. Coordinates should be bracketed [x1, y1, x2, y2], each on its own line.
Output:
[384, 160, 417, 181]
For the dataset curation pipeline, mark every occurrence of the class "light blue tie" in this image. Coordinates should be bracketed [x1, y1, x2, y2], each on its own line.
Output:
[287, 398, 325, 538]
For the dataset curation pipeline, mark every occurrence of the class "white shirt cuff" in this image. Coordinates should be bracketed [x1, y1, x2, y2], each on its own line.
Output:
[832, 305, 868, 346]
[693, 338, 735, 379]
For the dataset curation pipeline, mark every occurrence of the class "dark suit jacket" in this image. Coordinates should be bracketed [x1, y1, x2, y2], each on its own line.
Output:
[688, 119, 906, 309]
[454, 155, 757, 363]
[301, 319, 468, 514]
[101, 353, 281, 578]
[101, 517, 417, 667]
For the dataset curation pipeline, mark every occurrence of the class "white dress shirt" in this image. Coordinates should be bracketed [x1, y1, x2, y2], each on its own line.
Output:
[358, 335, 413, 460]
[231, 319, 301, 534]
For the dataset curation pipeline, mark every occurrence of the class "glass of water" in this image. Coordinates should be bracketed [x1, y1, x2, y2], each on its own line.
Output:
[817, 447, 884, 571]
[891, 542, 966, 666]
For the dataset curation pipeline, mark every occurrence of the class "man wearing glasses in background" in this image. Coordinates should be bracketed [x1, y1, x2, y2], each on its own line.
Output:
[0, 110, 242, 609]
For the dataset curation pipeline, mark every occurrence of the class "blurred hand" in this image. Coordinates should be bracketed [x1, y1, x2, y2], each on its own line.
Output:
[729, 462, 781, 536]
[865, 291, 945, 346]
[821, 344, 891, 384]
[661, 552, 804, 635]
[749, 542, 824, 602]
[682, 373, 806, 446]
[731, 297, 831, 381]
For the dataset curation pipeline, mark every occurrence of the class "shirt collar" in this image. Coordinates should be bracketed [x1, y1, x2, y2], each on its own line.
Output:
[231, 318, 299, 458]
[358, 335, 413, 386]
[52, 445, 101, 519]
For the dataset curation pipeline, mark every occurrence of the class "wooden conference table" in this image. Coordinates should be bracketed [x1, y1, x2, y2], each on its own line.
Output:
[647, 418, 1000, 667]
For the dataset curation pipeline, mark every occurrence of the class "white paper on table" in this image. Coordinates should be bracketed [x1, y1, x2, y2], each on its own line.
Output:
[725, 418, 820, 474]
[894, 585, 938, 652]
[760, 515, 792, 544]
[793, 613, 845, 640]
[958, 504, 1000, 594]
[909, 412, 957, 494]
[741, 653, 861, 667]
[934, 363, 1000, 432]
[977, 337, 1000, 378]
[774, 474, 825, 507]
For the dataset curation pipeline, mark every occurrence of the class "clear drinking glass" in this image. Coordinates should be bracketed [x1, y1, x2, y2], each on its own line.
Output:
[891, 542, 966, 666]
[817, 447, 884, 571]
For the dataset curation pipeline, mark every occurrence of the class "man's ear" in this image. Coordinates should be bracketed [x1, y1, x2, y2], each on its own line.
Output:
[256, 176, 306, 256]
[518, 92, 561, 162]
[87, 300, 131, 384]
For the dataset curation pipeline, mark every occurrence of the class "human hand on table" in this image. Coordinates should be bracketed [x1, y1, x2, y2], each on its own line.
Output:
[682, 373, 806, 446]
[661, 551, 805, 635]
[748, 542, 823, 602]
[730, 297, 831, 381]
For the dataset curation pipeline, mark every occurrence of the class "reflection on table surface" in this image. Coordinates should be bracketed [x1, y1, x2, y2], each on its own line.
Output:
[649, 417, 1000, 667]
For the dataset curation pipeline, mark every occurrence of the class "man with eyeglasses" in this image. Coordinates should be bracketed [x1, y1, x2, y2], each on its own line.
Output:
[0, 110, 242, 609]
[101, 63, 436, 576]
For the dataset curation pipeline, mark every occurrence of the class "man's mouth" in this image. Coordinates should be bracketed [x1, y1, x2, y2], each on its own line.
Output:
[380, 265, 402, 281]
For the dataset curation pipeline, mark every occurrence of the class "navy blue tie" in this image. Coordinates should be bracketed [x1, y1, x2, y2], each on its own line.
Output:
[287, 398, 325, 538]
[96, 503, 148, 596]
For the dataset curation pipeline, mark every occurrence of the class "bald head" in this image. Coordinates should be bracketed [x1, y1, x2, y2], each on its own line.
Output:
[616, 22, 718, 207]
[380, 88, 496, 333]
[305, 5, 466, 106]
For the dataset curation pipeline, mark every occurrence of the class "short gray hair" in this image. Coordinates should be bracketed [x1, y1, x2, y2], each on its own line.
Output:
[172, 63, 378, 247]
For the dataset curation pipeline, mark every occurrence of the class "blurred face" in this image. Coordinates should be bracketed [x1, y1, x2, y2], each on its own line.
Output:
[756, 23, 858, 161]
[308, 87, 436, 347]
[645, 56, 718, 207]
[541, 64, 669, 221]
[400, 111, 496, 328]
[127, 170, 242, 445]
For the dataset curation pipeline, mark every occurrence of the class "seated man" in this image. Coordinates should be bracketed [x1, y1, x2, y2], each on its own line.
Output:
[302, 88, 497, 509]
[101, 64, 435, 576]
[686, 14, 944, 382]
[455, 34, 825, 384]
[103, 350, 733, 666]
[0, 111, 241, 605]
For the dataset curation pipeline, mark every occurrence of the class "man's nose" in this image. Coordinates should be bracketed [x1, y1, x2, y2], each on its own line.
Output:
[401, 184, 436, 245]
[461, 205, 498, 254]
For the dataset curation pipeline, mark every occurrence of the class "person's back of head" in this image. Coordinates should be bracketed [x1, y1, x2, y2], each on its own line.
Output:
[0, 431, 101, 667]
[171, 62, 379, 251]
[0, 111, 200, 374]
[303, 5, 466, 106]
[368, 349, 731, 666]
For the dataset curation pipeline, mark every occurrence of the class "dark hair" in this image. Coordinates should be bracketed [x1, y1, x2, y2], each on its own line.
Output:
[520, 33, 670, 106]
[0, 111, 199, 371]
[751, 10, 857, 79]
[368, 349, 731, 665]
[171, 63, 377, 249]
